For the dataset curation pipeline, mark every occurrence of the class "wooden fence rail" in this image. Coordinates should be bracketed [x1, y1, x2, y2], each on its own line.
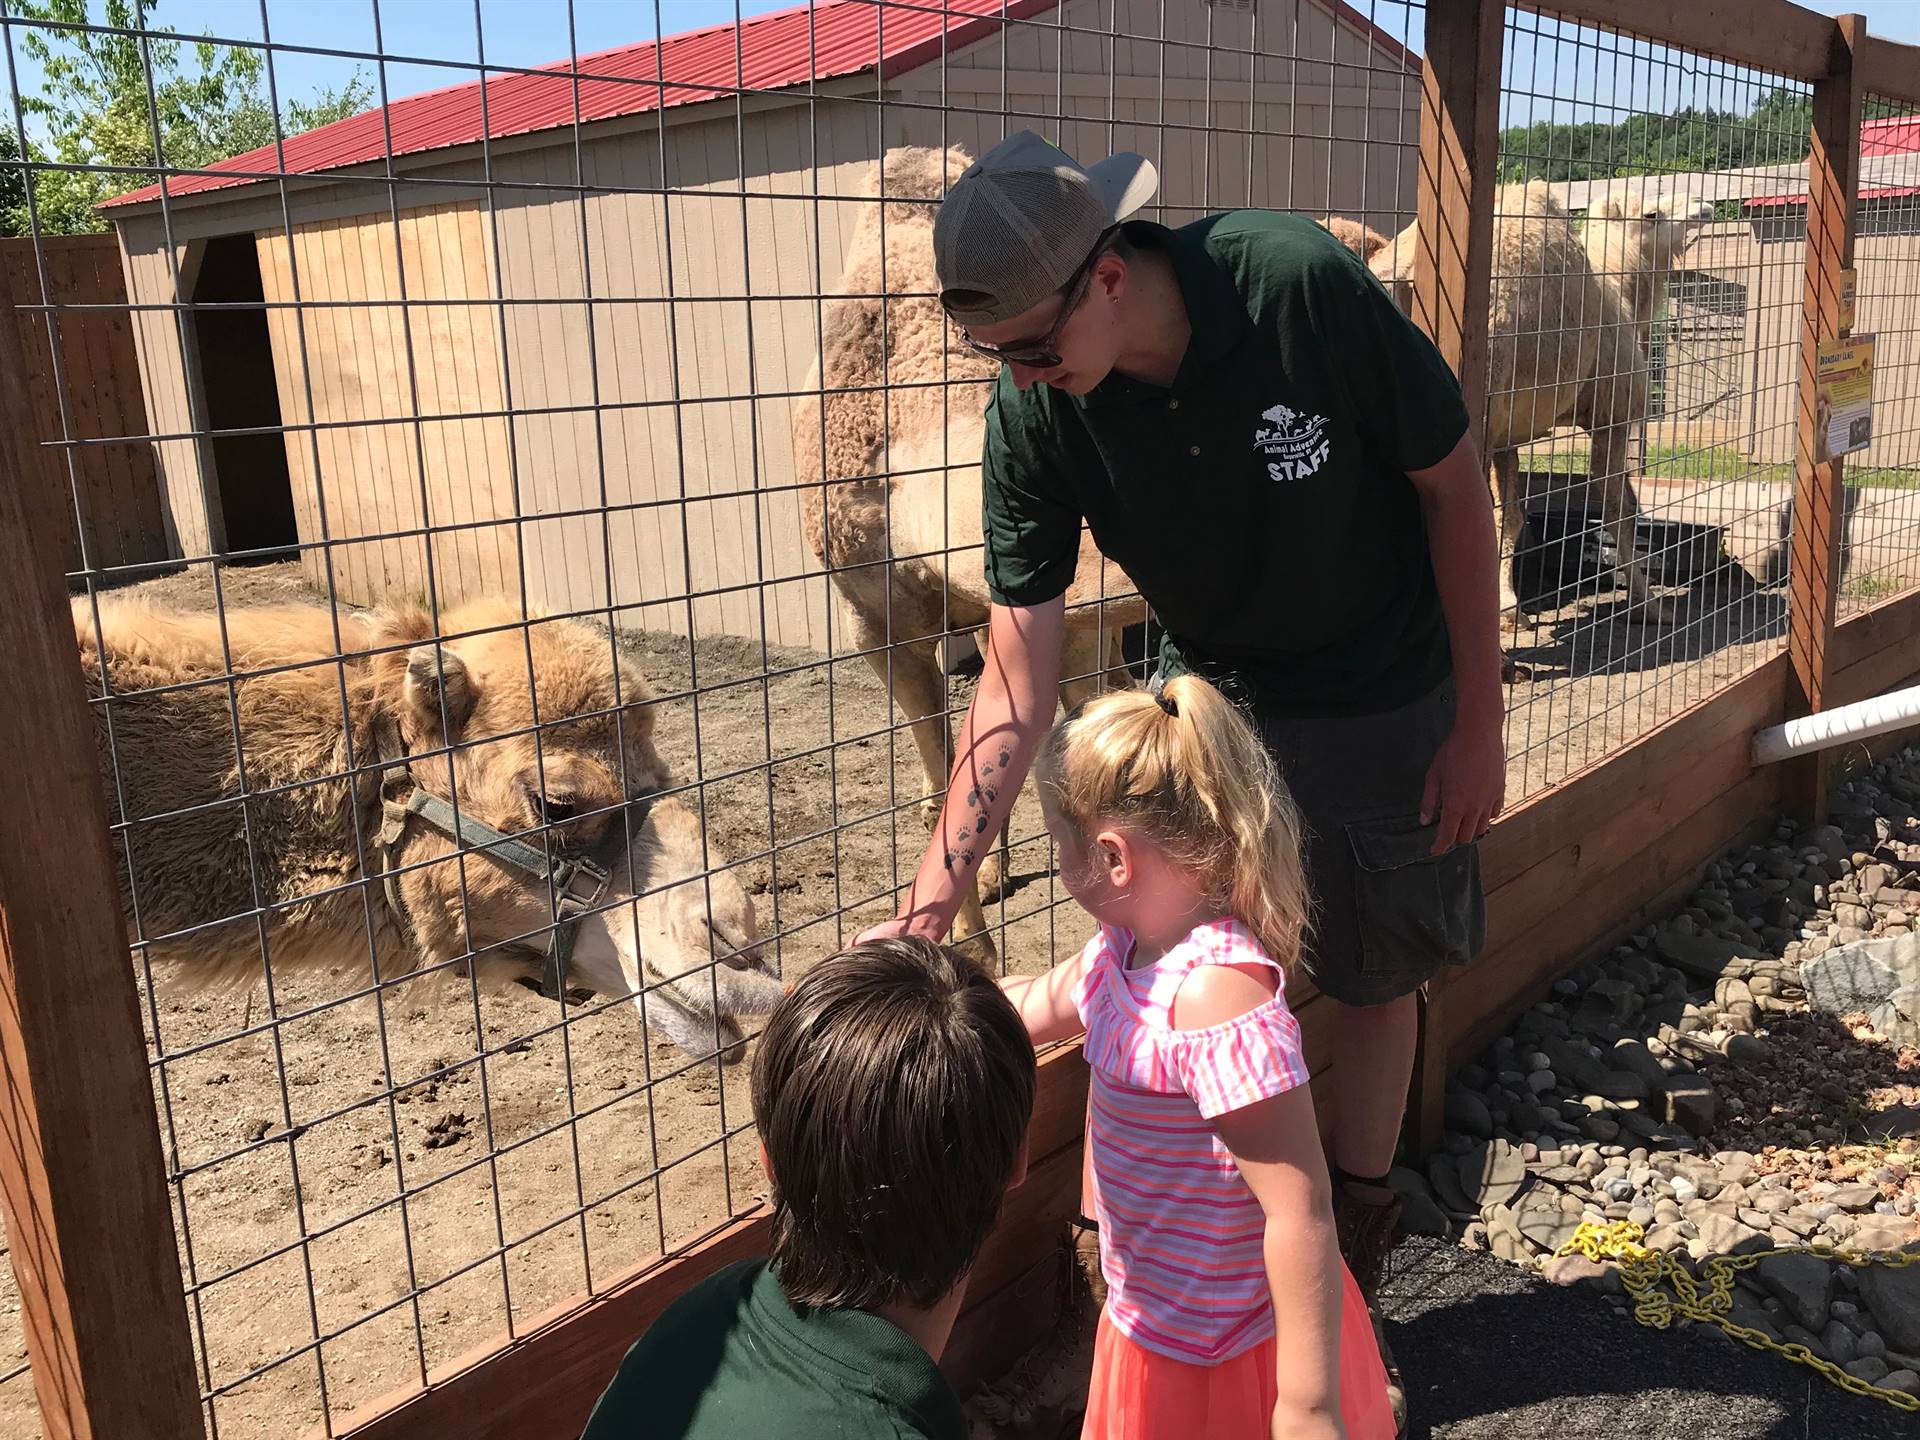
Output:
[3, 3, 1920, 1438]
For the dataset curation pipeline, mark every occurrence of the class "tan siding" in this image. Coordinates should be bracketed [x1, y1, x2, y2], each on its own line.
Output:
[111, 3, 1420, 651]
[116, 221, 208, 562]
[254, 202, 515, 610]
[476, 103, 878, 652]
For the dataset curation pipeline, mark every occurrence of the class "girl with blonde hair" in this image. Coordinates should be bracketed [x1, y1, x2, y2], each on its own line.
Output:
[1001, 673, 1394, 1440]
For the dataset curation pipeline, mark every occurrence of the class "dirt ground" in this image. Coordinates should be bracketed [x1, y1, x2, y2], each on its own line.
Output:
[0, 551, 1816, 1439]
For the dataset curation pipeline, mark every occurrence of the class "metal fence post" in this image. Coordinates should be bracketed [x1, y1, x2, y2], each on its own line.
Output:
[1783, 14, 1866, 826]
[1406, 0, 1501, 1153]
[0, 262, 203, 1438]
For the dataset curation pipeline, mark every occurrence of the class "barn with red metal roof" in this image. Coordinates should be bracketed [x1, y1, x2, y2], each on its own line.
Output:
[100, 0, 1422, 647]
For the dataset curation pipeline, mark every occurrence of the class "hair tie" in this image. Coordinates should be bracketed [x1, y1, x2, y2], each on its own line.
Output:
[1149, 674, 1178, 718]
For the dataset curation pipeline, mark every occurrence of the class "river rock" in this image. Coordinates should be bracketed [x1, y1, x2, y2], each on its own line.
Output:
[1755, 1251, 1835, 1331]
[1656, 930, 1750, 983]
[1463, 1141, 1529, 1210]
[1446, 1090, 1494, 1140]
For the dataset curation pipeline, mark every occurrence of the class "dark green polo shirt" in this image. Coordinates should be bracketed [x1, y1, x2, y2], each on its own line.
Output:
[578, 1258, 966, 1440]
[981, 210, 1470, 717]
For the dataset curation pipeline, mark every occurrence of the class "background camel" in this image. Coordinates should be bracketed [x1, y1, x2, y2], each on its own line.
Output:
[77, 594, 785, 1063]
[1319, 213, 1391, 262]
[1371, 180, 1713, 635]
[793, 143, 1146, 957]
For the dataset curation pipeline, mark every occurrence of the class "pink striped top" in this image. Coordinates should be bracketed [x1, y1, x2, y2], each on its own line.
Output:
[1071, 917, 1311, 1365]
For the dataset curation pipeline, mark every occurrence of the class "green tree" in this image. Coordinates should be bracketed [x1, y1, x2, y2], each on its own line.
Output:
[4, 0, 371, 236]
[0, 128, 24, 230]
[1498, 86, 1912, 189]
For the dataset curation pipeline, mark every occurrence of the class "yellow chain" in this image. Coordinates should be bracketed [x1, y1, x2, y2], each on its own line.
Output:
[1549, 1220, 1920, 1413]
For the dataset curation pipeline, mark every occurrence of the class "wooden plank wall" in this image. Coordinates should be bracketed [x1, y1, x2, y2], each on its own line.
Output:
[254, 202, 520, 610]
[908, 0, 1424, 235]
[0, 235, 172, 576]
[117, 225, 214, 564]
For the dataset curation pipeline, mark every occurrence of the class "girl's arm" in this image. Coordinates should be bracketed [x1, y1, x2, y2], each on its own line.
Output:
[1176, 967, 1345, 1440]
[999, 946, 1095, 1046]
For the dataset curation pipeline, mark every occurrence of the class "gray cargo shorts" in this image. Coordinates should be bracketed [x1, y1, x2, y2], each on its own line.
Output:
[1250, 676, 1487, 1008]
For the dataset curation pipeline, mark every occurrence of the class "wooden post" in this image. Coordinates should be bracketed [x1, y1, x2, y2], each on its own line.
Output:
[0, 268, 203, 1434]
[1785, 14, 1866, 826]
[1408, 0, 1502, 431]
[1407, 0, 1502, 1156]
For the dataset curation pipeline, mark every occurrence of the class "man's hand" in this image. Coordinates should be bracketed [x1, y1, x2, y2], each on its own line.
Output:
[1420, 703, 1505, 853]
[853, 909, 948, 947]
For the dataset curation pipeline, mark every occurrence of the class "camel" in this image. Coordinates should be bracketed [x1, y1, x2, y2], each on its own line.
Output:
[1370, 180, 1714, 636]
[77, 593, 785, 1063]
[794, 143, 1146, 958]
[1318, 214, 1392, 262]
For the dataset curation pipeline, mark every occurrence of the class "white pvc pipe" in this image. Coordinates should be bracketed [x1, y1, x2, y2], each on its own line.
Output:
[1751, 682, 1920, 766]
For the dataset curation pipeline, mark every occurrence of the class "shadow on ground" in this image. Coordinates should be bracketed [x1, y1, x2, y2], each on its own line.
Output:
[1381, 1235, 1912, 1439]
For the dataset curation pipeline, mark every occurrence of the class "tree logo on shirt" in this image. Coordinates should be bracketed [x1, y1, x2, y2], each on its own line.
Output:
[1253, 401, 1331, 483]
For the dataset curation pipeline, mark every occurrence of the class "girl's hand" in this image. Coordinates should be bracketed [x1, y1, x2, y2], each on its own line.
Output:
[1270, 1401, 1346, 1440]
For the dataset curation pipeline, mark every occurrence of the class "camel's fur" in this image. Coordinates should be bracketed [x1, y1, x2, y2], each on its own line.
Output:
[794, 143, 1146, 956]
[78, 594, 784, 1061]
[1318, 214, 1391, 262]
[1371, 180, 1713, 632]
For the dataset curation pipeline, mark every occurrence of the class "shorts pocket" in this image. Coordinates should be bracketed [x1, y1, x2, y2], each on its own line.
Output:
[1344, 813, 1485, 977]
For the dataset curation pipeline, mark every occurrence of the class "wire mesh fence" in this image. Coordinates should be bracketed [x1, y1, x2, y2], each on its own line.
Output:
[1834, 98, 1920, 618]
[1487, 5, 1820, 801]
[0, 1, 1426, 1434]
[0, 2, 1917, 1438]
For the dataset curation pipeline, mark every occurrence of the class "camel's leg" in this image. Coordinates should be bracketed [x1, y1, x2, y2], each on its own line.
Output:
[856, 622, 997, 964]
[1591, 421, 1670, 622]
[1101, 622, 1139, 693]
[1491, 448, 1526, 634]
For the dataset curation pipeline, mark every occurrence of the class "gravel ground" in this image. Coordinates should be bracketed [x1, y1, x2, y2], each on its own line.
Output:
[1381, 1235, 1914, 1440]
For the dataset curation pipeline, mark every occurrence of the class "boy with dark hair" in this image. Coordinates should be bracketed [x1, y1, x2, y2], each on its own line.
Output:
[579, 936, 1038, 1440]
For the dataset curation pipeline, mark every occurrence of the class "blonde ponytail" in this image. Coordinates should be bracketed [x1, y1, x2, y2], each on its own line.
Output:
[1033, 673, 1311, 970]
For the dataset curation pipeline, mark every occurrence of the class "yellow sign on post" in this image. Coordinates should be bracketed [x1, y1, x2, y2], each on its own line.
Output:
[1839, 267, 1857, 332]
[1814, 333, 1875, 463]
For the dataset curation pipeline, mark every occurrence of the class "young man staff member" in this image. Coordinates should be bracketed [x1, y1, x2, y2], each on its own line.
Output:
[856, 131, 1508, 1432]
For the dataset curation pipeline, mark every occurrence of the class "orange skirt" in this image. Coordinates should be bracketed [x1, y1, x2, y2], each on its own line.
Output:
[1081, 1263, 1396, 1440]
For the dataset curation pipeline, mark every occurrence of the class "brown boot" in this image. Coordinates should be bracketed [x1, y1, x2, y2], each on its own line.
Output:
[1333, 1174, 1408, 1439]
[964, 1225, 1097, 1439]
[1071, 1213, 1108, 1311]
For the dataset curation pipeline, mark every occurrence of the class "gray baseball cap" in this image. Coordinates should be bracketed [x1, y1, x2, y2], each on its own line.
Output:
[933, 130, 1159, 327]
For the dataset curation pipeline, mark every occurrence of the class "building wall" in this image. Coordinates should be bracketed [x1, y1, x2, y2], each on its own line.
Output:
[898, 0, 1422, 233]
[118, 222, 211, 563]
[1744, 225, 1920, 468]
[253, 200, 519, 609]
[108, 0, 1420, 649]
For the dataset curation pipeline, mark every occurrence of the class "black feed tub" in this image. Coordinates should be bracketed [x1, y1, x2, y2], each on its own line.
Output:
[1513, 504, 1730, 612]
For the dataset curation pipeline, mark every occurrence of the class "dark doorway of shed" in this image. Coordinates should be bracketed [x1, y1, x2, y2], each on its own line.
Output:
[192, 233, 296, 564]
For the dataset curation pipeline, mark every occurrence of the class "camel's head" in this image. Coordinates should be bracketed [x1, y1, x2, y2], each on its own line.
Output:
[375, 602, 782, 1064]
[1588, 184, 1715, 271]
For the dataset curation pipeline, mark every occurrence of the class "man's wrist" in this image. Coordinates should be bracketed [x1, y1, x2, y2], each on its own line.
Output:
[897, 906, 953, 941]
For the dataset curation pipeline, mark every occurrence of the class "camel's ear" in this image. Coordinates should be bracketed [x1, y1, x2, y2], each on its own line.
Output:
[404, 644, 475, 738]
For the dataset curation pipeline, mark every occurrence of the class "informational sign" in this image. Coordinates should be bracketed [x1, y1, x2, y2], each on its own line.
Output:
[1839, 267, 1857, 332]
[1815, 333, 1875, 462]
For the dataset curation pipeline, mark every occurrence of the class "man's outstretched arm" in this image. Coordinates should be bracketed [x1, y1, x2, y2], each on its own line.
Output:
[858, 595, 1067, 944]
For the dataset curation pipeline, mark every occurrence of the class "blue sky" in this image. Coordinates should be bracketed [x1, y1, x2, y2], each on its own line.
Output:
[4, 0, 1916, 141]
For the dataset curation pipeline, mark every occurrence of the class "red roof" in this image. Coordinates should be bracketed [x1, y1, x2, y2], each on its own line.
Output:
[1862, 114, 1920, 158]
[1745, 112, 1920, 209]
[103, 0, 1415, 211]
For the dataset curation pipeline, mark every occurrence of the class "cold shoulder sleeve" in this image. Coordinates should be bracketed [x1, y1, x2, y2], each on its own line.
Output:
[1163, 997, 1310, 1119]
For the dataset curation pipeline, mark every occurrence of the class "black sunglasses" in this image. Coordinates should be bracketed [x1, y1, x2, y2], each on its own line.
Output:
[957, 227, 1118, 370]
